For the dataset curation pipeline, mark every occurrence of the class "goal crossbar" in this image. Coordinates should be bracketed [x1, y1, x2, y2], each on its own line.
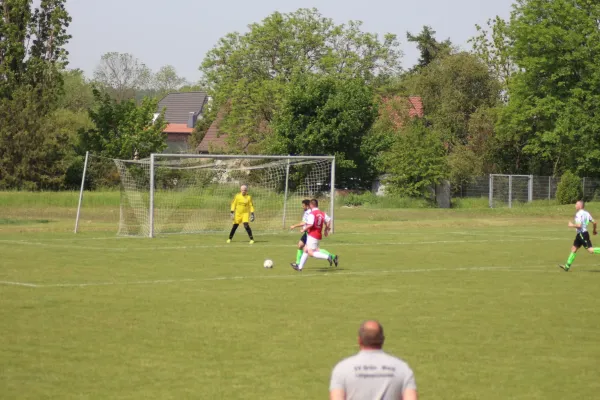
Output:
[157, 154, 336, 161]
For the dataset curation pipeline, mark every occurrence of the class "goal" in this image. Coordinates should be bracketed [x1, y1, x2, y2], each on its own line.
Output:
[75, 152, 336, 237]
[488, 174, 533, 208]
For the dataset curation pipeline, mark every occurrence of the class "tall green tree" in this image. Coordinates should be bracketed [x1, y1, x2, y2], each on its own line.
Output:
[406, 26, 453, 70]
[78, 89, 167, 160]
[405, 52, 501, 150]
[59, 68, 94, 111]
[470, 16, 515, 100]
[0, 0, 73, 190]
[392, 52, 501, 188]
[498, 0, 600, 176]
[200, 8, 401, 151]
[272, 75, 378, 187]
[382, 120, 448, 197]
[152, 65, 188, 95]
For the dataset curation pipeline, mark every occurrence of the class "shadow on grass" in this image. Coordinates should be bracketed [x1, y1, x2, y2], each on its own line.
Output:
[313, 267, 347, 273]
[0, 218, 52, 225]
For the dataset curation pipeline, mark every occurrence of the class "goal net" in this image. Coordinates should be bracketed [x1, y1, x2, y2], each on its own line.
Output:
[75, 153, 335, 237]
[488, 174, 533, 208]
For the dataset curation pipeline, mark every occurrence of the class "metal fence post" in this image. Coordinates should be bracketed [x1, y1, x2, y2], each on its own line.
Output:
[489, 174, 493, 208]
[508, 175, 513, 208]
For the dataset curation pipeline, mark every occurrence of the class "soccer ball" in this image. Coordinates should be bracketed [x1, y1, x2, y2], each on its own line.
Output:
[263, 259, 274, 269]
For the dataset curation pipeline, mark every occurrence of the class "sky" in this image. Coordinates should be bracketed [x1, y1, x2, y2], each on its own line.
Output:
[64, 0, 516, 83]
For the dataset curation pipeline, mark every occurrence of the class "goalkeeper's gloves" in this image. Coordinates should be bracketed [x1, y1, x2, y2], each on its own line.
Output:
[230, 211, 234, 220]
[250, 213, 255, 222]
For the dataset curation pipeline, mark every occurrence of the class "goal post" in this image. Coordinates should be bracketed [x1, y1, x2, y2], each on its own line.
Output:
[75, 153, 336, 237]
[74, 151, 89, 233]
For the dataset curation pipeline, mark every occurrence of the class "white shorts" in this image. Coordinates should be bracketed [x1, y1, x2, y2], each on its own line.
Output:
[306, 235, 320, 251]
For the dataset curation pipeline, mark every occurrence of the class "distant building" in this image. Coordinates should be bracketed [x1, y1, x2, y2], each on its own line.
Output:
[156, 91, 209, 153]
[196, 111, 228, 154]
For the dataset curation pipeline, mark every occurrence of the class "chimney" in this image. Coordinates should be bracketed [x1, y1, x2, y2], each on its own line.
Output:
[187, 112, 196, 128]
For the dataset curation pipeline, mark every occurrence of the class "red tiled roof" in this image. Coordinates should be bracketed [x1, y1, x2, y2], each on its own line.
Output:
[380, 96, 424, 130]
[197, 115, 228, 153]
[407, 96, 424, 118]
[163, 123, 194, 134]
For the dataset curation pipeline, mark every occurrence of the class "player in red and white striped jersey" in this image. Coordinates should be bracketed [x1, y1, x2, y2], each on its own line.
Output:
[291, 199, 339, 271]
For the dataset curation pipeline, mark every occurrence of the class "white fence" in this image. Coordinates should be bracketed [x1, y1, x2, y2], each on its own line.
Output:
[454, 175, 600, 208]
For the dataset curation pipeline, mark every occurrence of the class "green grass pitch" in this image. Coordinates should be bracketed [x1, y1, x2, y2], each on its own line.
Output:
[1, 201, 600, 399]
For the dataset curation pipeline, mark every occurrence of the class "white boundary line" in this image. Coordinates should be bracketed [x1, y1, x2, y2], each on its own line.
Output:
[0, 280, 39, 287]
[0, 266, 556, 289]
[0, 237, 566, 251]
[0, 228, 568, 242]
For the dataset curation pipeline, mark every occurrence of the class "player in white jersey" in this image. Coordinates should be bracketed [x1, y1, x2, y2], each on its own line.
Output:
[289, 199, 337, 266]
[559, 201, 600, 271]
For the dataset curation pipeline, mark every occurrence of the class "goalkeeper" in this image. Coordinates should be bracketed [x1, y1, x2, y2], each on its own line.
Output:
[227, 184, 255, 244]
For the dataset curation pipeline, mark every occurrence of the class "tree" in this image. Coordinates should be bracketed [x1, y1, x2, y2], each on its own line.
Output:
[389, 52, 501, 188]
[58, 69, 94, 111]
[93, 52, 151, 102]
[406, 26, 453, 70]
[469, 16, 515, 100]
[362, 95, 415, 177]
[272, 75, 378, 187]
[153, 65, 188, 95]
[0, 0, 73, 190]
[200, 8, 401, 150]
[405, 52, 501, 149]
[497, 0, 600, 176]
[382, 120, 448, 197]
[78, 89, 167, 160]
[178, 83, 204, 92]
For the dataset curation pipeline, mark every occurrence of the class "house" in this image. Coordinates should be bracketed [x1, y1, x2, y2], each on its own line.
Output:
[156, 91, 209, 153]
[380, 96, 424, 129]
[196, 112, 228, 154]
[196, 102, 259, 154]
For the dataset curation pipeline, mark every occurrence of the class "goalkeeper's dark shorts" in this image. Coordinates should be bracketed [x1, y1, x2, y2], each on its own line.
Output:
[300, 232, 307, 244]
[574, 232, 592, 249]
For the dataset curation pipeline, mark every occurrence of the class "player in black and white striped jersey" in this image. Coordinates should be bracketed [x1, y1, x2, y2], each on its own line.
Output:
[559, 200, 600, 271]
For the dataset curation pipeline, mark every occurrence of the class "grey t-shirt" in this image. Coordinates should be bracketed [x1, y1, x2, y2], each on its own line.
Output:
[329, 350, 416, 400]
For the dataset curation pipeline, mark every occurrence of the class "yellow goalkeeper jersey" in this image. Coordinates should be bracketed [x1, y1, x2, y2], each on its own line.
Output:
[231, 193, 255, 214]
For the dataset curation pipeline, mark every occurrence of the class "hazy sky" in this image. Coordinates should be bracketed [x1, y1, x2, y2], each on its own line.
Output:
[65, 0, 515, 83]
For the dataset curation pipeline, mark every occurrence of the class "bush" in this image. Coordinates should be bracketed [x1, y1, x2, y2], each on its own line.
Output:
[337, 191, 435, 208]
[556, 171, 582, 205]
[342, 192, 379, 207]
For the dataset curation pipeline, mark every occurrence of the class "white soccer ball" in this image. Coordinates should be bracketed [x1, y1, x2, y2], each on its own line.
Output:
[263, 259, 274, 269]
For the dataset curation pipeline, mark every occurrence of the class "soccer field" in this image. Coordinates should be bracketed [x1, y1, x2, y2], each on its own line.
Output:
[2, 204, 600, 399]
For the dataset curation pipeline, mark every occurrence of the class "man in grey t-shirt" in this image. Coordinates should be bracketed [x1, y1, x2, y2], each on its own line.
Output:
[329, 320, 417, 400]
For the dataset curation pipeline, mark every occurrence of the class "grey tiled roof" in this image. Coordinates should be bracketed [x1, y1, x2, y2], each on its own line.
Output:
[157, 91, 208, 124]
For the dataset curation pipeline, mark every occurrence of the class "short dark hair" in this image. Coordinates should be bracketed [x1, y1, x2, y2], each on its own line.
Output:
[359, 320, 385, 348]
[302, 199, 310, 206]
[310, 199, 319, 207]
